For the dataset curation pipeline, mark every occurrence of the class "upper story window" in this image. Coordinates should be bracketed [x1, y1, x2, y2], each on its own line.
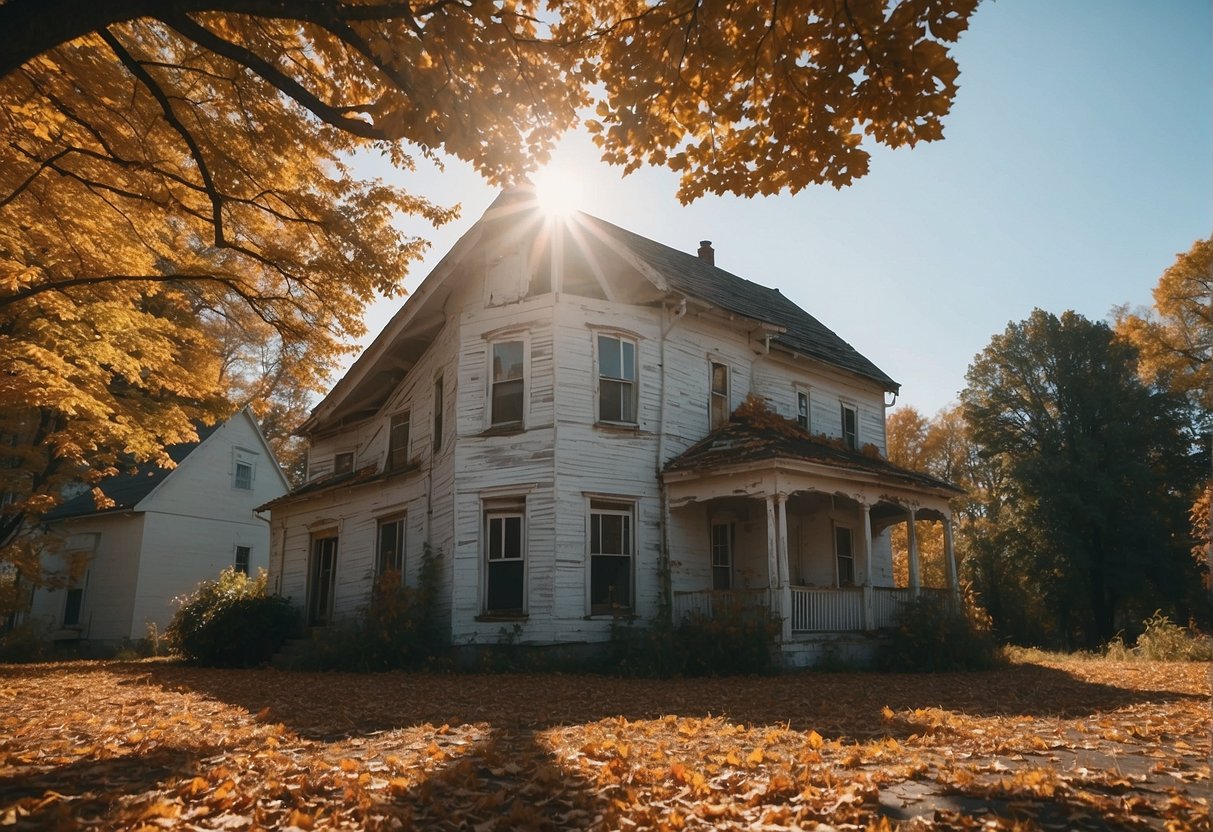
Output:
[433, 376, 444, 453]
[797, 390, 810, 431]
[333, 452, 354, 475]
[710, 362, 730, 430]
[389, 411, 411, 470]
[841, 403, 858, 450]
[233, 449, 257, 490]
[491, 340, 525, 426]
[597, 334, 636, 424]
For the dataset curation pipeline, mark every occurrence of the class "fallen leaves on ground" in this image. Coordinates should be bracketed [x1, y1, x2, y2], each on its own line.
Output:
[0, 656, 1207, 830]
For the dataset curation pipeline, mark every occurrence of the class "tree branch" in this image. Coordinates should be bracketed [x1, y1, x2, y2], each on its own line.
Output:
[99, 27, 227, 245]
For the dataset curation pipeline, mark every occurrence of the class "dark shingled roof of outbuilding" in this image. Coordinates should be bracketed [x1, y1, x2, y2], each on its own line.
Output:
[43, 423, 221, 521]
[579, 213, 900, 392]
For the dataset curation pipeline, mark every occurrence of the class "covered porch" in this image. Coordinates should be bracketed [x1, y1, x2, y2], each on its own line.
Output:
[662, 419, 963, 643]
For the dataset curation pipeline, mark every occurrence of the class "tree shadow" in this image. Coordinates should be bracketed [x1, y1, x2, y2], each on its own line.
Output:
[111, 660, 1205, 742]
[0, 746, 207, 829]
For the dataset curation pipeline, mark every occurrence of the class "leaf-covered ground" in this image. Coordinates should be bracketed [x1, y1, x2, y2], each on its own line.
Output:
[0, 656, 1207, 830]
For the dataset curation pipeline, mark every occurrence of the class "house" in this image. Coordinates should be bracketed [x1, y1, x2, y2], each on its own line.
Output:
[24, 408, 289, 649]
[265, 188, 962, 665]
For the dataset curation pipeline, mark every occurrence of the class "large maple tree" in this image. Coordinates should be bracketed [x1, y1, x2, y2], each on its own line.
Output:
[0, 0, 979, 569]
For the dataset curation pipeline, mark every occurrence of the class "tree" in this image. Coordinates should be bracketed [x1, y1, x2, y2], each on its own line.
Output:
[0, 1, 980, 568]
[1115, 237, 1212, 414]
[1115, 238, 1213, 593]
[961, 309, 1204, 648]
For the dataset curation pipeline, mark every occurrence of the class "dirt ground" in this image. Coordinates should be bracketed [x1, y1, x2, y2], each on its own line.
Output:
[0, 656, 1208, 830]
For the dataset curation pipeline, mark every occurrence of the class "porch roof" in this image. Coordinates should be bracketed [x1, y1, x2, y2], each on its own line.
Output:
[662, 404, 963, 499]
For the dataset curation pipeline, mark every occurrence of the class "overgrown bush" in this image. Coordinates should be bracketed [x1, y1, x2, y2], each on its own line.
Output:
[167, 568, 297, 667]
[302, 545, 445, 671]
[879, 592, 998, 672]
[607, 599, 781, 677]
[0, 622, 47, 664]
[1104, 611, 1212, 662]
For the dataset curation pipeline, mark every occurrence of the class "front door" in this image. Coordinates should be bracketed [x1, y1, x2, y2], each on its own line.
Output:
[308, 536, 338, 626]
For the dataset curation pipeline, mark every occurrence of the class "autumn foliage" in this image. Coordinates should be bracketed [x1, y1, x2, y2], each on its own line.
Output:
[0, 655, 1208, 829]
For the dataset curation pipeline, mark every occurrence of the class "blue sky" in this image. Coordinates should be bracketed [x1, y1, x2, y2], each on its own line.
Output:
[357, 0, 1212, 417]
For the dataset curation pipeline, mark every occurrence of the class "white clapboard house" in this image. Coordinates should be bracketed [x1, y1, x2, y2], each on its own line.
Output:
[26, 408, 288, 648]
[264, 188, 961, 665]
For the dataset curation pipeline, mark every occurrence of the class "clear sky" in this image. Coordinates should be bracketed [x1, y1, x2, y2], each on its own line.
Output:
[355, 0, 1212, 417]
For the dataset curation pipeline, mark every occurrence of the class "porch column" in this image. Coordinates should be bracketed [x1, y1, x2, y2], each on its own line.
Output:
[906, 507, 921, 596]
[861, 502, 874, 630]
[765, 495, 779, 591]
[776, 494, 792, 641]
[943, 516, 960, 599]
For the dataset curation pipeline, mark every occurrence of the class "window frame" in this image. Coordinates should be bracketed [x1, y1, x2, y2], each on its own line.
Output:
[233, 459, 254, 490]
[709, 361, 730, 430]
[483, 499, 527, 616]
[587, 497, 636, 616]
[307, 534, 339, 627]
[333, 452, 354, 476]
[388, 410, 411, 471]
[840, 402, 858, 450]
[595, 333, 638, 425]
[376, 515, 406, 577]
[710, 521, 733, 590]
[834, 524, 855, 586]
[489, 338, 526, 428]
[433, 376, 445, 453]
[796, 389, 811, 431]
[234, 545, 251, 574]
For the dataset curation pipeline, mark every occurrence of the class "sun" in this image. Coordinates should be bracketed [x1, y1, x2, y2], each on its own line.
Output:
[531, 163, 583, 218]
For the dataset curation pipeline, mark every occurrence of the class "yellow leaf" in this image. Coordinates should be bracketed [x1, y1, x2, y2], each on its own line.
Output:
[746, 748, 764, 766]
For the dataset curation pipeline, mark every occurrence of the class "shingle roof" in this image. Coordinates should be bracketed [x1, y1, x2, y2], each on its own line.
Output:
[664, 405, 961, 495]
[43, 423, 220, 521]
[579, 213, 900, 391]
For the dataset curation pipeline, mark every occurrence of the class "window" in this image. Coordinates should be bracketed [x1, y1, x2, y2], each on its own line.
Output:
[389, 411, 411, 470]
[710, 362, 730, 429]
[835, 526, 855, 586]
[433, 376, 444, 453]
[711, 522, 732, 590]
[491, 340, 525, 426]
[308, 535, 339, 627]
[234, 460, 253, 490]
[377, 517, 406, 576]
[797, 391, 810, 431]
[485, 506, 525, 614]
[234, 545, 251, 574]
[333, 452, 354, 475]
[841, 403, 858, 450]
[63, 587, 84, 627]
[590, 499, 633, 614]
[597, 334, 636, 423]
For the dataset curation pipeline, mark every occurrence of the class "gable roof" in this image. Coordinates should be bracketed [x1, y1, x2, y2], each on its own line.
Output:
[43, 422, 222, 521]
[303, 187, 898, 435]
[577, 213, 899, 392]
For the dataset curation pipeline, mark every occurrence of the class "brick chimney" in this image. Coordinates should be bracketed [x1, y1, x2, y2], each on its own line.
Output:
[697, 240, 714, 266]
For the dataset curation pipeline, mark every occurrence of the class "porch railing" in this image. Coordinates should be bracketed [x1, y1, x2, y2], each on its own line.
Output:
[790, 586, 863, 632]
[678, 586, 953, 633]
[672, 588, 771, 623]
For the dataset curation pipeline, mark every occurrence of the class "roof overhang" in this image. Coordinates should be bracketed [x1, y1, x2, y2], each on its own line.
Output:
[662, 455, 959, 519]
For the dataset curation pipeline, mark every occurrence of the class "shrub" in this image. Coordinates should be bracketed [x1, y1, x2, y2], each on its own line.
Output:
[1104, 611, 1212, 662]
[879, 592, 998, 672]
[301, 545, 445, 671]
[0, 621, 47, 664]
[167, 568, 297, 667]
[607, 598, 781, 677]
